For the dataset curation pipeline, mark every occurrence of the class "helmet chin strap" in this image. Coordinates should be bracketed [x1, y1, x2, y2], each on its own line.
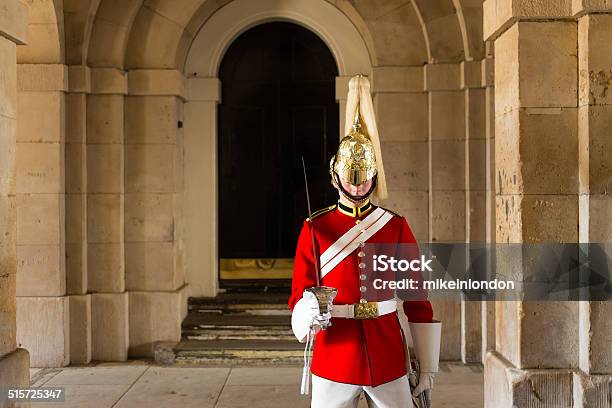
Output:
[332, 173, 377, 206]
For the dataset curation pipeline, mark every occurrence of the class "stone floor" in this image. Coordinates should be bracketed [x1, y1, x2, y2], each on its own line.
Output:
[30, 361, 483, 407]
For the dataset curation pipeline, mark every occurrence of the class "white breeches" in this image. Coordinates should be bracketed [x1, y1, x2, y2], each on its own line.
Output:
[310, 373, 414, 408]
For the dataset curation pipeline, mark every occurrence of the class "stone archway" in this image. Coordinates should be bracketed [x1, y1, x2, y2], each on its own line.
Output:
[182, 0, 374, 297]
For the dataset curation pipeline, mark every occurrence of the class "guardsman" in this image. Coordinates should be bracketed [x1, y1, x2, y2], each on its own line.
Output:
[289, 75, 442, 408]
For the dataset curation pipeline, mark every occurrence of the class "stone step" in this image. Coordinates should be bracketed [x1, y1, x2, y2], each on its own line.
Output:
[182, 327, 295, 341]
[182, 312, 291, 327]
[181, 310, 294, 341]
[167, 292, 299, 366]
[188, 292, 290, 313]
[162, 340, 304, 366]
[190, 303, 290, 312]
[189, 292, 291, 306]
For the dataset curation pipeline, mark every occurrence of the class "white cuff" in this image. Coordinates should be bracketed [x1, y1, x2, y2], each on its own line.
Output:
[409, 321, 442, 373]
[291, 297, 313, 343]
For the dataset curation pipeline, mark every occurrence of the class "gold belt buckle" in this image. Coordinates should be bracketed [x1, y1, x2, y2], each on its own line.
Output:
[354, 302, 378, 319]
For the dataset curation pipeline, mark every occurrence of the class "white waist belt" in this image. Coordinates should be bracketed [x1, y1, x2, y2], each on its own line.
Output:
[331, 299, 397, 319]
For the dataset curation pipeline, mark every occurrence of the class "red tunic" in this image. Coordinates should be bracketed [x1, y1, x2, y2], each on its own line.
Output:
[288, 204, 433, 386]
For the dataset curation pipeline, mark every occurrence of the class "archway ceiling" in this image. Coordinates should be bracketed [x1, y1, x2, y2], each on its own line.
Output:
[57, 0, 484, 70]
[64, 0, 101, 65]
[16, 0, 66, 63]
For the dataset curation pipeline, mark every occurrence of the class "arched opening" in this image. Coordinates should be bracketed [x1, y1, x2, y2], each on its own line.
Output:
[217, 22, 339, 283]
[183, 0, 373, 297]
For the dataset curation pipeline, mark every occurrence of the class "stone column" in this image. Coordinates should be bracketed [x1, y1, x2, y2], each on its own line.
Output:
[481, 41, 496, 363]
[16, 63, 70, 368]
[124, 69, 188, 357]
[461, 61, 486, 363]
[66, 66, 89, 294]
[426, 63, 465, 360]
[183, 78, 220, 297]
[575, 7, 612, 407]
[0, 0, 30, 390]
[66, 65, 91, 364]
[484, 2, 580, 405]
[87, 67, 129, 361]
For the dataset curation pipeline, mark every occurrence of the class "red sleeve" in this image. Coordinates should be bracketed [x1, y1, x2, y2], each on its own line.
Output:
[288, 220, 319, 311]
[397, 217, 434, 323]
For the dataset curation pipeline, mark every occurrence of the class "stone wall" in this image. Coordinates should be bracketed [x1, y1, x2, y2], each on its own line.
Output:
[576, 9, 612, 408]
[371, 60, 491, 362]
[10, 1, 188, 367]
[16, 63, 70, 367]
[484, 0, 612, 406]
[0, 0, 31, 402]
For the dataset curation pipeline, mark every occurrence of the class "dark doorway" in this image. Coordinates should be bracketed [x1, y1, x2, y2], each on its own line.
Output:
[218, 22, 339, 282]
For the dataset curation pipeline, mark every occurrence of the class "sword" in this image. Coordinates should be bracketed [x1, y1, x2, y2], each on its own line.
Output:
[301, 156, 321, 287]
[300, 156, 336, 323]
[299, 157, 337, 396]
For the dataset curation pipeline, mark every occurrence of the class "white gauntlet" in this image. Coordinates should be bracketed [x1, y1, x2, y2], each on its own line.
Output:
[409, 321, 441, 397]
[291, 290, 332, 343]
[409, 320, 442, 373]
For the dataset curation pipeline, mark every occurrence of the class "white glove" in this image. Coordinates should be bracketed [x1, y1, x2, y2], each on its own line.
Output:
[291, 290, 333, 342]
[412, 372, 435, 397]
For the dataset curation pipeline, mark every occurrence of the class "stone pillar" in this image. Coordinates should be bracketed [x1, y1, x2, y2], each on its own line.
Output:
[184, 78, 220, 297]
[66, 66, 89, 294]
[68, 294, 91, 364]
[15, 63, 70, 367]
[575, 8, 612, 407]
[87, 67, 129, 361]
[426, 63, 465, 360]
[66, 65, 91, 364]
[481, 41, 496, 363]
[125, 69, 188, 357]
[485, 2, 580, 405]
[0, 0, 30, 391]
[91, 292, 128, 361]
[461, 61, 486, 364]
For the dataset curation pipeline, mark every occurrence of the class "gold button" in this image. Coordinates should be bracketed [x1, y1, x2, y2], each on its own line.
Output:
[358, 251, 365, 257]
[360, 286, 367, 292]
[360, 299, 367, 303]
[355, 219, 361, 225]
[358, 242, 365, 248]
[359, 262, 366, 269]
[360, 274, 367, 280]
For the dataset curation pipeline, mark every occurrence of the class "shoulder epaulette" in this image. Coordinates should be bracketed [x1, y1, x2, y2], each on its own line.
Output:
[381, 206, 402, 218]
[307, 204, 336, 221]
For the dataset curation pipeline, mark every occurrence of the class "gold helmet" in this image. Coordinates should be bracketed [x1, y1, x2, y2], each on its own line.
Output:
[331, 111, 377, 186]
[330, 75, 387, 201]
